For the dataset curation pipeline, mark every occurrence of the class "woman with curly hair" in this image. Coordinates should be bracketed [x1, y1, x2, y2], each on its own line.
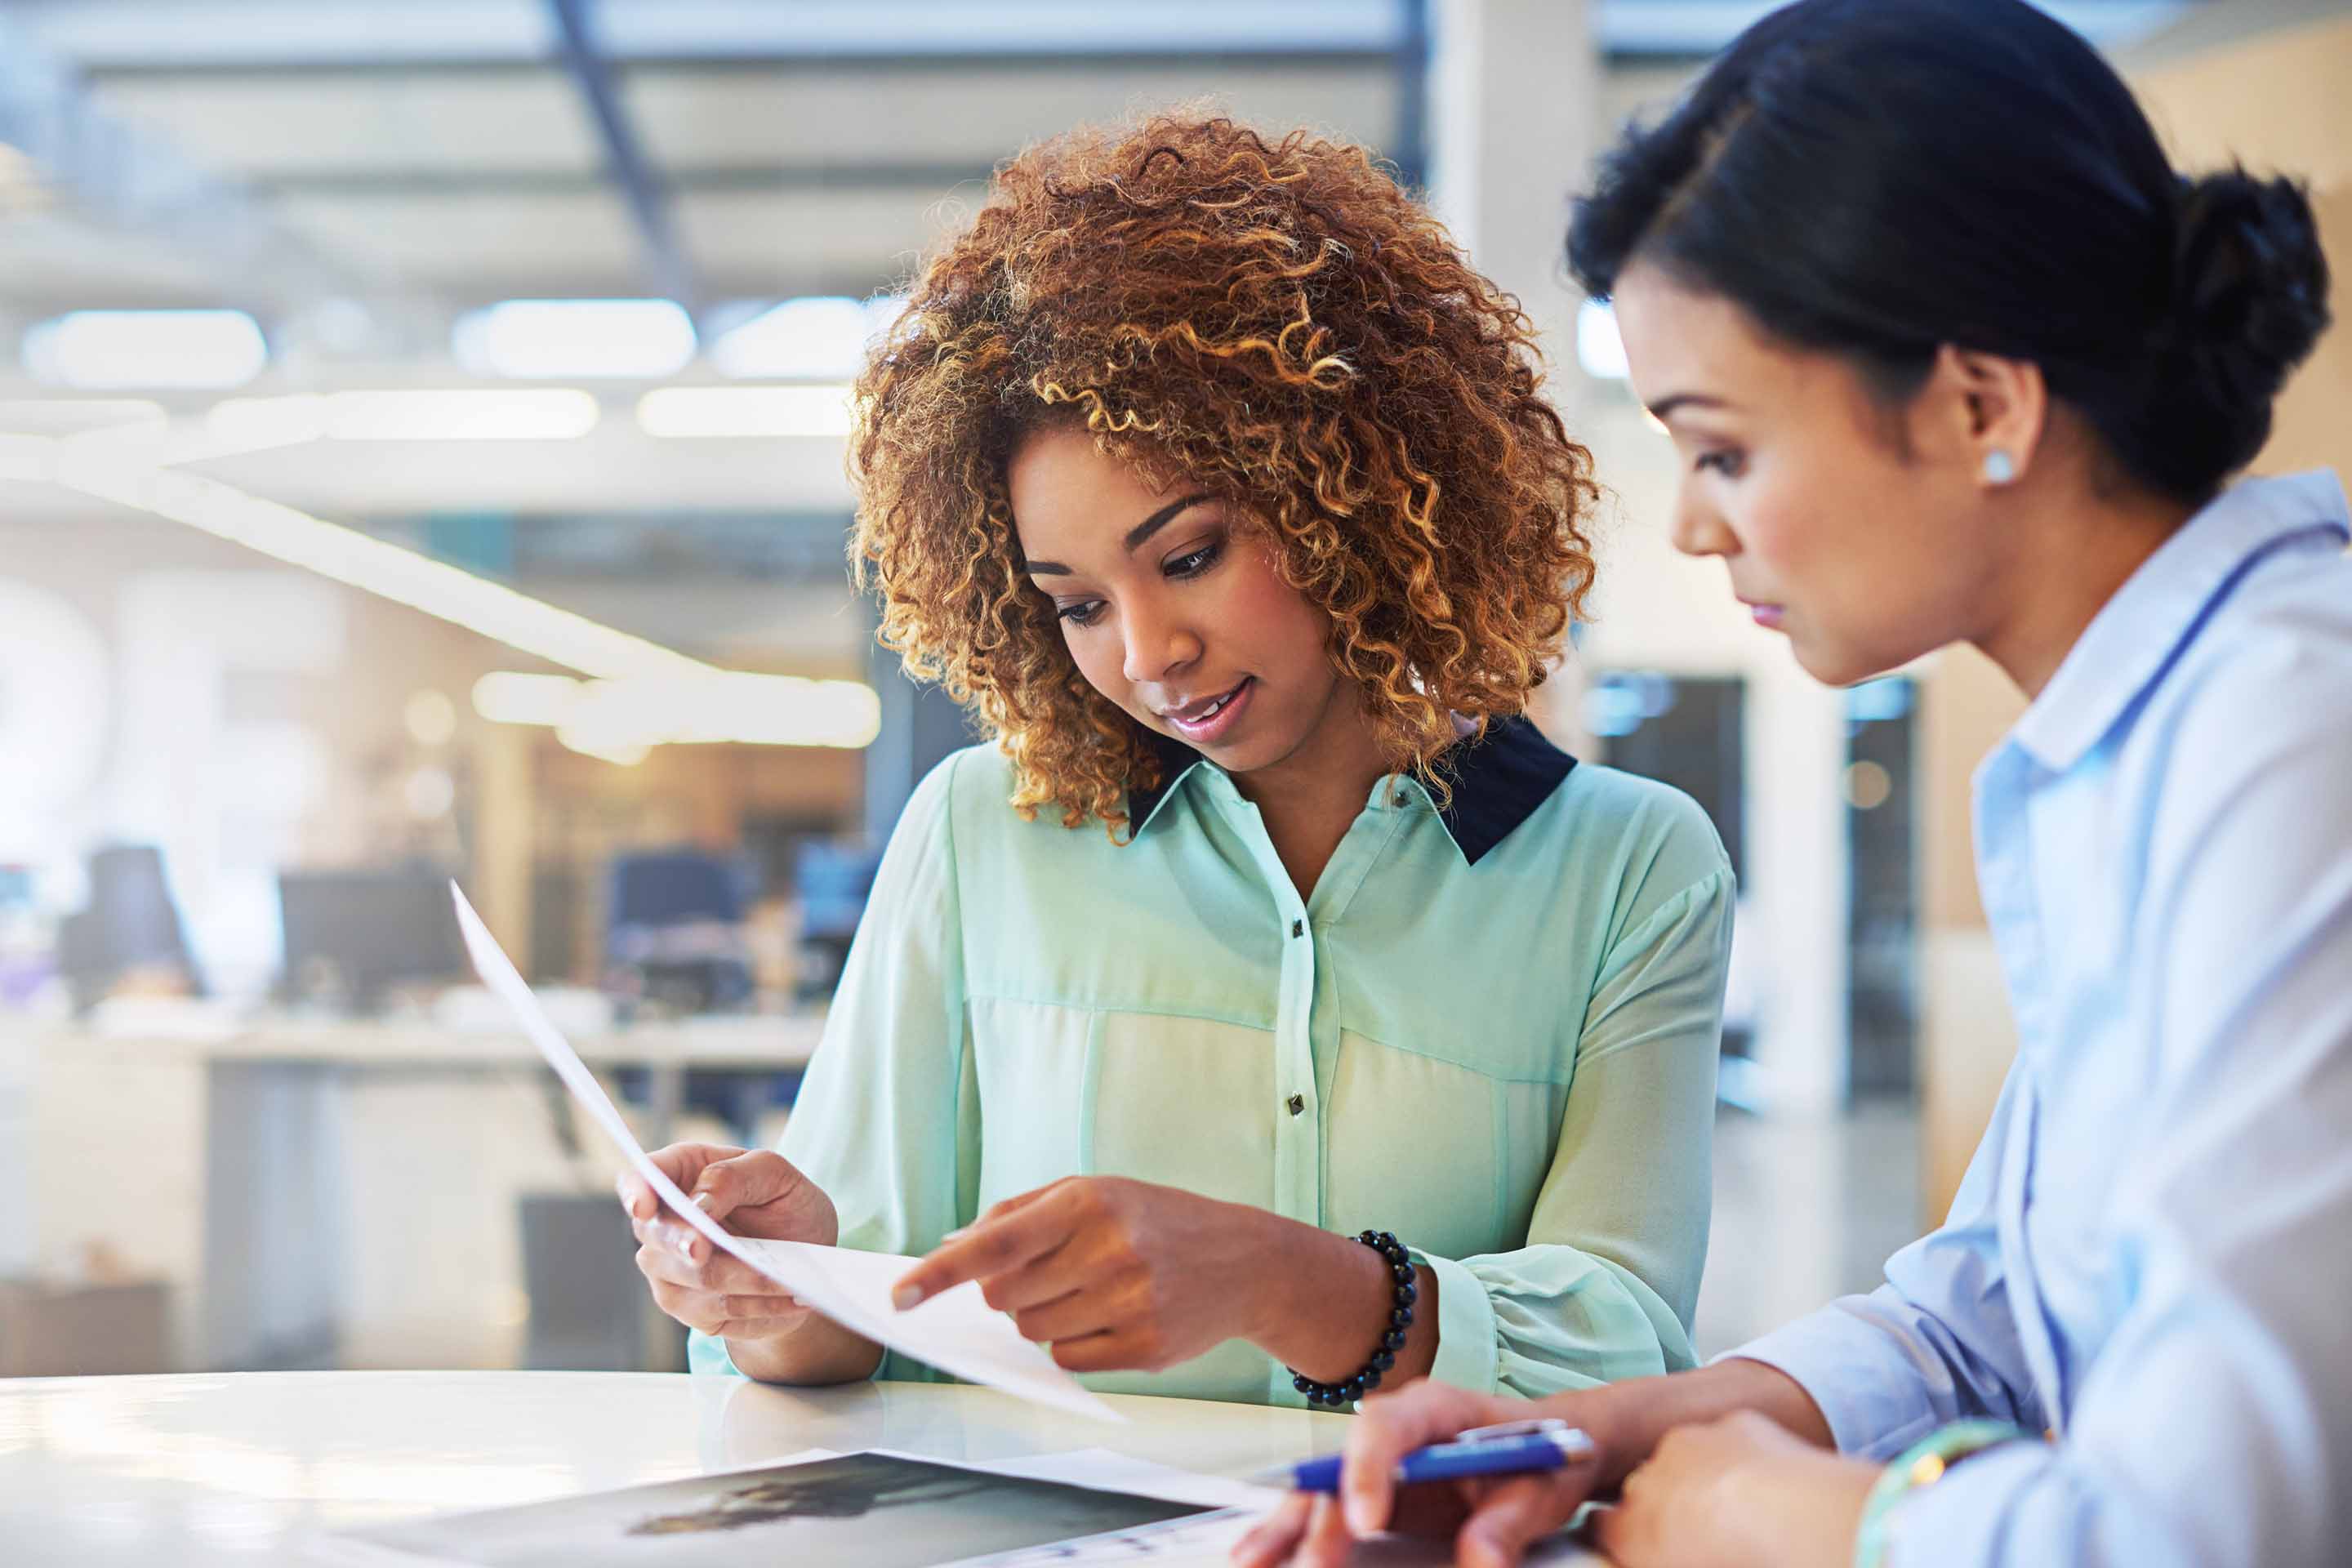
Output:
[616, 112, 1735, 1409]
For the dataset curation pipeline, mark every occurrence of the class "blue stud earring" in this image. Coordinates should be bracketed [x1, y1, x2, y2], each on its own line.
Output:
[1983, 450, 2017, 485]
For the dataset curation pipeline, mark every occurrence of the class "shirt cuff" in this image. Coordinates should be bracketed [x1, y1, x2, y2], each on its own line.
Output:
[687, 1328, 745, 1378]
[1722, 1303, 1943, 1462]
[1413, 1248, 1500, 1394]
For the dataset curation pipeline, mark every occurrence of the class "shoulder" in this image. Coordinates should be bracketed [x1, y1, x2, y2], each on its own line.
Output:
[2140, 545, 2352, 784]
[1556, 764, 1731, 881]
[898, 742, 1121, 865]
[2133, 550, 2352, 858]
[1526, 764, 1735, 951]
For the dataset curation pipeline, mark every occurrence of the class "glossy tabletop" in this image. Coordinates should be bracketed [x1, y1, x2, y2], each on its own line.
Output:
[0, 1371, 1355, 1566]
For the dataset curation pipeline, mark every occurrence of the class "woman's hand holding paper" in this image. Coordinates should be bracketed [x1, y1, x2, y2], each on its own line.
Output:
[620, 1141, 839, 1344]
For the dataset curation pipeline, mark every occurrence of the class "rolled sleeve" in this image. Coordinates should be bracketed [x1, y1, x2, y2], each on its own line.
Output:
[1728, 1072, 2046, 1460]
[1416, 1250, 1501, 1393]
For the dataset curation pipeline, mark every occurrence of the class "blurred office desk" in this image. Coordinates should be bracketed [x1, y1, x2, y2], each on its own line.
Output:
[16, 1013, 823, 1372]
[0, 1372, 1592, 1568]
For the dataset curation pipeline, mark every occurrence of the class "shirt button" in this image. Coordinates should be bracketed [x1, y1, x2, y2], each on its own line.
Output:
[1290, 920, 1303, 938]
[1287, 1094, 1305, 1116]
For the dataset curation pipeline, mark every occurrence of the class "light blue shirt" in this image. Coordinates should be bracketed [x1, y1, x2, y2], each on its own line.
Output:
[1738, 471, 2352, 1568]
[695, 719, 1733, 1404]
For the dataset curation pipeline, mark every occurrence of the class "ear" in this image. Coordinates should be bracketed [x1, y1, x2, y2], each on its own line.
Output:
[1926, 346, 2049, 488]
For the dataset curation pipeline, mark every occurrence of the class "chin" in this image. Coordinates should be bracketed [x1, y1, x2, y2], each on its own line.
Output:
[1206, 722, 1312, 775]
[1802, 640, 1922, 690]
[1791, 641, 1882, 688]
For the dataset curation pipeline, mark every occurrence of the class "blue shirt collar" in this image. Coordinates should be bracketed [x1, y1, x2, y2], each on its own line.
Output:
[2009, 470, 2352, 774]
[1125, 714, 1577, 866]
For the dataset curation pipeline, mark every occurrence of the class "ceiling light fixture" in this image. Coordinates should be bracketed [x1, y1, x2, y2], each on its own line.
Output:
[452, 298, 696, 380]
[635, 385, 854, 439]
[24, 310, 270, 390]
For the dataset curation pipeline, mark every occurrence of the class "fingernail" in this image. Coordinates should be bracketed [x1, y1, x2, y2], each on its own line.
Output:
[676, 1232, 696, 1261]
[1344, 1496, 1378, 1536]
[892, 1283, 925, 1311]
[694, 1192, 719, 1213]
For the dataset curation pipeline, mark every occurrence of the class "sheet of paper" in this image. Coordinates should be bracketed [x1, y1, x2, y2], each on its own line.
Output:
[936, 1449, 1604, 1566]
[967, 1447, 1277, 1512]
[449, 882, 1116, 1423]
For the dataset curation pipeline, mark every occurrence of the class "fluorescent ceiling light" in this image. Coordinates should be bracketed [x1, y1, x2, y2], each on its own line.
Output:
[195, 391, 599, 453]
[323, 389, 599, 441]
[23, 310, 269, 390]
[0, 399, 166, 436]
[7, 408, 874, 756]
[472, 670, 882, 752]
[0, 434, 59, 482]
[47, 445, 705, 682]
[555, 727, 651, 767]
[1577, 299, 1630, 381]
[452, 298, 696, 380]
[636, 385, 853, 439]
[204, 394, 329, 455]
[711, 295, 897, 380]
[471, 671, 586, 726]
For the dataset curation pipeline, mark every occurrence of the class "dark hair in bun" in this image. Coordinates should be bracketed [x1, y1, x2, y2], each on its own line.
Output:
[1567, 0, 2332, 504]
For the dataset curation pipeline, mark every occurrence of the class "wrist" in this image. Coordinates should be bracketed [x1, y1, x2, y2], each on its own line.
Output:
[1575, 1379, 1668, 1490]
[1240, 1217, 1410, 1388]
[1229, 1203, 1304, 1344]
[1282, 1230, 1422, 1400]
[1579, 1362, 1775, 1490]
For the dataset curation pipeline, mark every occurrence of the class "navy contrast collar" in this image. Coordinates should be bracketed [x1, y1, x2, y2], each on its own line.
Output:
[1125, 715, 1576, 866]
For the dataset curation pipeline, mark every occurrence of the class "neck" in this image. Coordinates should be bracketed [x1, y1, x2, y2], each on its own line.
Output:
[1973, 483, 2198, 700]
[1231, 696, 1392, 899]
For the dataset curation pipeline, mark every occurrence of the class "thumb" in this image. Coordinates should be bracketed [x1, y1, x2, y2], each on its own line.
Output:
[692, 1150, 795, 1223]
[688, 1156, 746, 1222]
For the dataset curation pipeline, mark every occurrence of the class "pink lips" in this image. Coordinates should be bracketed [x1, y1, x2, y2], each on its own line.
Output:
[1745, 603, 1787, 631]
[1160, 678, 1254, 745]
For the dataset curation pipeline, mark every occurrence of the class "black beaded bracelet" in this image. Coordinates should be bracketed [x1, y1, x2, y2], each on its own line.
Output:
[1288, 1230, 1416, 1408]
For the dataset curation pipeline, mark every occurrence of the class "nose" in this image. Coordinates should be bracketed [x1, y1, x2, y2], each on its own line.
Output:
[1668, 483, 1739, 560]
[1120, 595, 1201, 688]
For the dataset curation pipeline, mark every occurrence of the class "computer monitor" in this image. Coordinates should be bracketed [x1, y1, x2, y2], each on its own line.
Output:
[278, 866, 466, 1011]
[795, 840, 884, 943]
[605, 850, 753, 1014]
[57, 844, 202, 1009]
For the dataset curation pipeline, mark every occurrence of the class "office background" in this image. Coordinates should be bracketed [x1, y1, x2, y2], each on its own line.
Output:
[1, 0, 2345, 1379]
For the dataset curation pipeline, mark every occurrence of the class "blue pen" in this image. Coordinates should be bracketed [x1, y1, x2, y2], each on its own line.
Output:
[1259, 1418, 1597, 1494]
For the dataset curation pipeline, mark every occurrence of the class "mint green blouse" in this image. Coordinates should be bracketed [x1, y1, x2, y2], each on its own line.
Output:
[693, 718, 1734, 1406]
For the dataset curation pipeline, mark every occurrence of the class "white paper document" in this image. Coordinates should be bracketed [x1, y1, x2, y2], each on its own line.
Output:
[449, 883, 1117, 1422]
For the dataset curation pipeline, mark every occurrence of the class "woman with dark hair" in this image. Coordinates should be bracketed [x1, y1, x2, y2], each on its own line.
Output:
[1241, 1, 2344, 1564]
[617, 113, 1735, 1410]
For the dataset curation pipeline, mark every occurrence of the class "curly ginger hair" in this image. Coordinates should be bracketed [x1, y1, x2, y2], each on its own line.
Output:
[850, 112, 1600, 831]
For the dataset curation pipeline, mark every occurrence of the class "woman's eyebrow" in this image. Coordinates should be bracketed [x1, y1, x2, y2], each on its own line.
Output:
[1122, 492, 1214, 553]
[1022, 492, 1215, 576]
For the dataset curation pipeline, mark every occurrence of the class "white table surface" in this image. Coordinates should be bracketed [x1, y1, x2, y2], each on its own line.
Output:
[0, 1371, 1461, 1566]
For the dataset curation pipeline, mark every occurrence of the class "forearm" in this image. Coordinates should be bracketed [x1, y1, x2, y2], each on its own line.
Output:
[1579, 1357, 1837, 1487]
[1244, 1212, 1440, 1388]
[724, 1314, 887, 1386]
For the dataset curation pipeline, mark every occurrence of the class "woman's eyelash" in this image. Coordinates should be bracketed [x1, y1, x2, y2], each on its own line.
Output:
[1695, 450, 1745, 477]
[1054, 539, 1222, 628]
[1166, 541, 1223, 577]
